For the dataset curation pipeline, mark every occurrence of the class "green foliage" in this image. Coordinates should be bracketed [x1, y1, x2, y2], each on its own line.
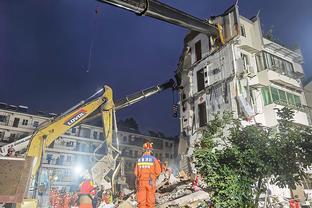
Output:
[117, 117, 140, 133]
[194, 108, 312, 207]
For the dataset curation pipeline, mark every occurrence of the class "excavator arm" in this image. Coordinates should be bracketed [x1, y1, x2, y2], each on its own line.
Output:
[0, 85, 113, 204]
[0, 79, 175, 204]
[27, 86, 114, 178]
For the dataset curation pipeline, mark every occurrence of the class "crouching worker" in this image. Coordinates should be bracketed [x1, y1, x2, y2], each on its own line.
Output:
[134, 142, 161, 208]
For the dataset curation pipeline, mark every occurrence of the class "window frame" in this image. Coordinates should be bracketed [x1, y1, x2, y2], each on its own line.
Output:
[22, 119, 28, 126]
[240, 25, 246, 37]
[0, 115, 7, 123]
[195, 40, 202, 62]
[196, 68, 205, 92]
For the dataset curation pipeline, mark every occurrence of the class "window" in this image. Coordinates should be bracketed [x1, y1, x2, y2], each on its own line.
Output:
[134, 150, 138, 157]
[93, 131, 98, 140]
[261, 87, 272, 106]
[66, 141, 74, 147]
[195, 40, 202, 62]
[240, 25, 246, 37]
[278, 90, 287, 102]
[71, 128, 76, 134]
[261, 86, 301, 107]
[170, 154, 173, 159]
[287, 93, 295, 106]
[67, 156, 72, 162]
[99, 132, 104, 140]
[256, 51, 294, 77]
[197, 68, 205, 92]
[271, 87, 279, 102]
[165, 153, 169, 158]
[0, 131, 4, 139]
[123, 136, 127, 142]
[22, 119, 28, 126]
[79, 127, 91, 138]
[165, 142, 168, 147]
[13, 118, 20, 127]
[241, 53, 249, 68]
[33, 121, 39, 127]
[198, 102, 207, 127]
[256, 52, 265, 72]
[129, 150, 133, 157]
[294, 95, 301, 106]
[0, 115, 7, 123]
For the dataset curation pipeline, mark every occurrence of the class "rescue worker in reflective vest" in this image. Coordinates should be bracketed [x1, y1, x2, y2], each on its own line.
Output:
[78, 173, 96, 208]
[134, 142, 161, 208]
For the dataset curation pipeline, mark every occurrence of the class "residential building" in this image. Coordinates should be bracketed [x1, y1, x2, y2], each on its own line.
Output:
[0, 103, 176, 191]
[304, 78, 312, 124]
[176, 3, 309, 199]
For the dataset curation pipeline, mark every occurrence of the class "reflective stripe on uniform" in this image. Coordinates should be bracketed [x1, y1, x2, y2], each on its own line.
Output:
[137, 162, 153, 166]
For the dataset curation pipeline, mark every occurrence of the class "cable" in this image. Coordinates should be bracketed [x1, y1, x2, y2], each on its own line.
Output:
[86, 4, 101, 73]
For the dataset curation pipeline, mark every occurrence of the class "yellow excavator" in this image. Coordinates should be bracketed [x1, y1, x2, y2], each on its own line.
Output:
[0, 79, 175, 207]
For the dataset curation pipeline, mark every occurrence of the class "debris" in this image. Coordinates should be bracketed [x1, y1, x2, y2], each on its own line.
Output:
[168, 173, 179, 184]
[122, 188, 133, 196]
[178, 170, 188, 181]
[156, 173, 167, 187]
[158, 190, 210, 208]
[154, 166, 210, 207]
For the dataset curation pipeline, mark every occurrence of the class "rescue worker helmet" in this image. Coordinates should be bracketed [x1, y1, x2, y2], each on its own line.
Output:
[143, 142, 153, 150]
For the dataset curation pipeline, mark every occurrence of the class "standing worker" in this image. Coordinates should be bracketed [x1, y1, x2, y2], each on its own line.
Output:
[134, 142, 161, 208]
[78, 173, 96, 208]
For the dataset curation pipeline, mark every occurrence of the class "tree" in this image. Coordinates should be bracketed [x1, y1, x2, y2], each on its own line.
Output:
[148, 130, 167, 139]
[194, 108, 312, 207]
[117, 117, 140, 133]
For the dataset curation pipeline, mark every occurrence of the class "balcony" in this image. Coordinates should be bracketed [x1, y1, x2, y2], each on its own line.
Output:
[250, 69, 302, 91]
[264, 39, 304, 64]
[272, 99, 311, 113]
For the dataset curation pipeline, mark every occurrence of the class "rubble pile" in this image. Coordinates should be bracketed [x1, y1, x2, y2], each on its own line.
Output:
[114, 171, 211, 208]
[155, 171, 211, 208]
[156, 184, 193, 204]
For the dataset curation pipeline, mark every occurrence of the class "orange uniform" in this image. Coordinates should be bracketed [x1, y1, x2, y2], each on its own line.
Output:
[79, 179, 96, 208]
[289, 199, 300, 208]
[134, 151, 161, 208]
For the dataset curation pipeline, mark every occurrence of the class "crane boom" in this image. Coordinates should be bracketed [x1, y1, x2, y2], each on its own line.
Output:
[98, 0, 219, 37]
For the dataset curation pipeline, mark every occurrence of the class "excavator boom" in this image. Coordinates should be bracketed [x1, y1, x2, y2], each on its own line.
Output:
[0, 85, 113, 204]
[0, 79, 175, 204]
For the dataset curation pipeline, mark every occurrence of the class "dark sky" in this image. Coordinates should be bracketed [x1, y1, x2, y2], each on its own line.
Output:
[0, 0, 311, 136]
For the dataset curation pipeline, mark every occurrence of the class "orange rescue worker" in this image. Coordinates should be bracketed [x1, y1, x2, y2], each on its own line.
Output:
[78, 174, 96, 208]
[134, 142, 161, 208]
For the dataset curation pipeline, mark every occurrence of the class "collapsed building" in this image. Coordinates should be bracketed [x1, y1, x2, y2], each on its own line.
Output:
[176, 2, 310, 200]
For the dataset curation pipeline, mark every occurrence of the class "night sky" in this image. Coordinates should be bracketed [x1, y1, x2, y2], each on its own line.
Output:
[0, 0, 311, 136]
